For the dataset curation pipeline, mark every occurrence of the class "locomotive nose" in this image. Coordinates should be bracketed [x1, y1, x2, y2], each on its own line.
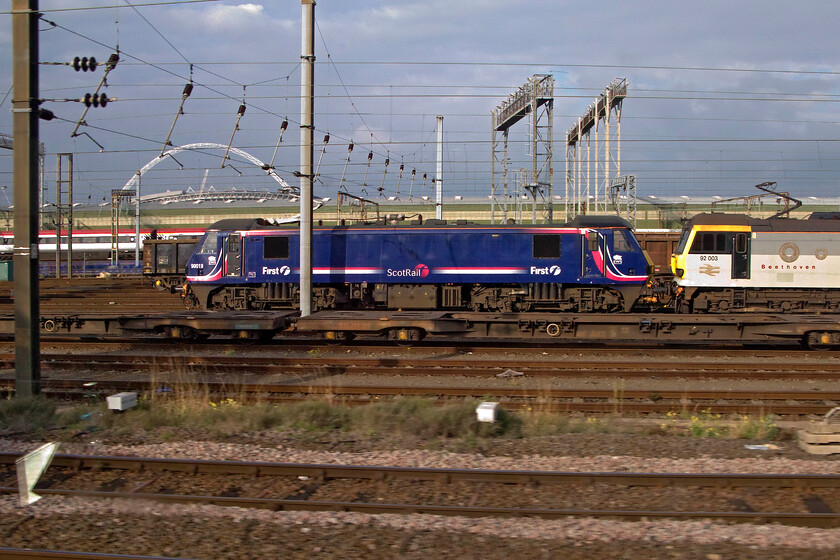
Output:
[670, 253, 684, 278]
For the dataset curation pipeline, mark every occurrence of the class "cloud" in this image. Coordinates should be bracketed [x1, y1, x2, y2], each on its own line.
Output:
[195, 3, 266, 30]
[3, 0, 840, 201]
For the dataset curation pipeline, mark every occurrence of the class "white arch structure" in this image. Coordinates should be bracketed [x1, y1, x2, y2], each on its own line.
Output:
[122, 142, 295, 195]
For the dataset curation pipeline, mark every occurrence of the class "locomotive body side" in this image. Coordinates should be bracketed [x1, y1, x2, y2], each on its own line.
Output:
[749, 229, 839, 289]
[671, 213, 840, 312]
[185, 217, 652, 312]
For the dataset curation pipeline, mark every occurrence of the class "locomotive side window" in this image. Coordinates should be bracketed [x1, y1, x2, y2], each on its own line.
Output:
[533, 234, 561, 258]
[195, 231, 221, 254]
[735, 232, 747, 254]
[612, 229, 631, 252]
[587, 231, 599, 252]
[689, 232, 731, 254]
[227, 234, 240, 253]
[264, 236, 290, 259]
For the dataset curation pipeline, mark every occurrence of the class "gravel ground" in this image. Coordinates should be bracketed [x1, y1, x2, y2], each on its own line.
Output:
[3, 343, 840, 556]
[1, 431, 840, 559]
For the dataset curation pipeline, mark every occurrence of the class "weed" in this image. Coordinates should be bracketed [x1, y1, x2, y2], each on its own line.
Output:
[0, 396, 57, 433]
[0, 387, 785, 445]
[289, 400, 351, 431]
[732, 414, 781, 440]
[660, 409, 782, 440]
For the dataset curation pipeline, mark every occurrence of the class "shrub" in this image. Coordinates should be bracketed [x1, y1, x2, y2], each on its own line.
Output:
[0, 396, 57, 433]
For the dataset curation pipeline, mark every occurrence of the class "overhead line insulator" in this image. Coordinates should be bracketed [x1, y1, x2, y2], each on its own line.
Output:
[105, 53, 120, 70]
[82, 93, 109, 108]
[72, 56, 97, 72]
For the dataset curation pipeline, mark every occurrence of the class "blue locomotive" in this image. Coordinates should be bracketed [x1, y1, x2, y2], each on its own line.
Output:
[183, 215, 654, 313]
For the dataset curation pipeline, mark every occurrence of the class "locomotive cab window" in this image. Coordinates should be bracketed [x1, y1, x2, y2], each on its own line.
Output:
[533, 234, 561, 259]
[689, 232, 731, 254]
[675, 229, 691, 254]
[196, 231, 221, 254]
[587, 231, 599, 252]
[264, 236, 290, 259]
[612, 229, 632, 252]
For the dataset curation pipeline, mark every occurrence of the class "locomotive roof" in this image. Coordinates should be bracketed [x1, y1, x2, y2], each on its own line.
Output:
[206, 218, 278, 231]
[686, 212, 840, 232]
[565, 215, 633, 229]
[206, 216, 634, 231]
[808, 212, 840, 220]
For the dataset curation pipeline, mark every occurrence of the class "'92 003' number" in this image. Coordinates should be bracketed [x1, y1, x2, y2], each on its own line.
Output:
[699, 255, 718, 261]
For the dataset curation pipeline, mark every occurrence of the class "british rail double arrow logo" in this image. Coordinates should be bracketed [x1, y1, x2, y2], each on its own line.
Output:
[698, 263, 721, 276]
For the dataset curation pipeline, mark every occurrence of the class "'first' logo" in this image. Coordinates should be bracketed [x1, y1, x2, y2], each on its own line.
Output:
[531, 265, 562, 275]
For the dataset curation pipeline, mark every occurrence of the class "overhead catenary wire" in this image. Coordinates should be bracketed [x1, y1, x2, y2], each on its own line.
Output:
[37, 16, 419, 180]
[0, 0, 221, 13]
[7, 10, 840, 204]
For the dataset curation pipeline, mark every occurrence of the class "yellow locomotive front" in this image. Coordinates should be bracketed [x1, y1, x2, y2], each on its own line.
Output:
[670, 215, 752, 287]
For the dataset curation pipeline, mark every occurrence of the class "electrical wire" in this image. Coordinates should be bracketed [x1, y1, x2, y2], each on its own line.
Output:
[123, 0, 190, 65]
[1, 1, 221, 13]
[7, 10, 840, 203]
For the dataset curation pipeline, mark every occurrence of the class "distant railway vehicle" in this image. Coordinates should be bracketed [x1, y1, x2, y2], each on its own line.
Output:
[0, 227, 204, 276]
[184, 216, 656, 313]
[671, 212, 840, 313]
[635, 230, 680, 274]
[143, 237, 201, 291]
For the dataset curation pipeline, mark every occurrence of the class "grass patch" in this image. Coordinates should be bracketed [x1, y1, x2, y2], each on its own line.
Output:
[519, 412, 624, 436]
[0, 393, 786, 444]
[658, 409, 783, 440]
[731, 414, 781, 440]
[359, 399, 521, 439]
[92, 396, 521, 441]
[0, 396, 58, 433]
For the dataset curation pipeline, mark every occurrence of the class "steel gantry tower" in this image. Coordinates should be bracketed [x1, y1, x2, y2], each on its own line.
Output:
[565, 77, 627, 221]
[491, 74, 554, 224]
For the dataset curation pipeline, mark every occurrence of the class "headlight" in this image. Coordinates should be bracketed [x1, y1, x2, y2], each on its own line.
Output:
[675, 268, 685, 278]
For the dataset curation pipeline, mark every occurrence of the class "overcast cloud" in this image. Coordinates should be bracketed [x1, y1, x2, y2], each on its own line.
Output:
[1, 0, 839, 209]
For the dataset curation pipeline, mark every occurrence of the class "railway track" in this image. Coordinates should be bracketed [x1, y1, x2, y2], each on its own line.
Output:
[0, 549, 175, 560]
[4, 345, 840, 380]
[1, 453, 838, 528]
[2, 344, 839, 414]
[15, 339, 840, 358]
[1, 377, 835, 415]
[0, 550, 175, 560]
[0, 277, 185, 316]
[21, 351, 840, 380]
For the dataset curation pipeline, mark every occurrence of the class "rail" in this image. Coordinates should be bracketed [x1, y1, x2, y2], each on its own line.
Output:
[2, 453, 838, 528]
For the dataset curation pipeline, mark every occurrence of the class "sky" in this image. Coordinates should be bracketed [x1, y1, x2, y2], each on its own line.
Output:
[1, 0, 840, 210]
